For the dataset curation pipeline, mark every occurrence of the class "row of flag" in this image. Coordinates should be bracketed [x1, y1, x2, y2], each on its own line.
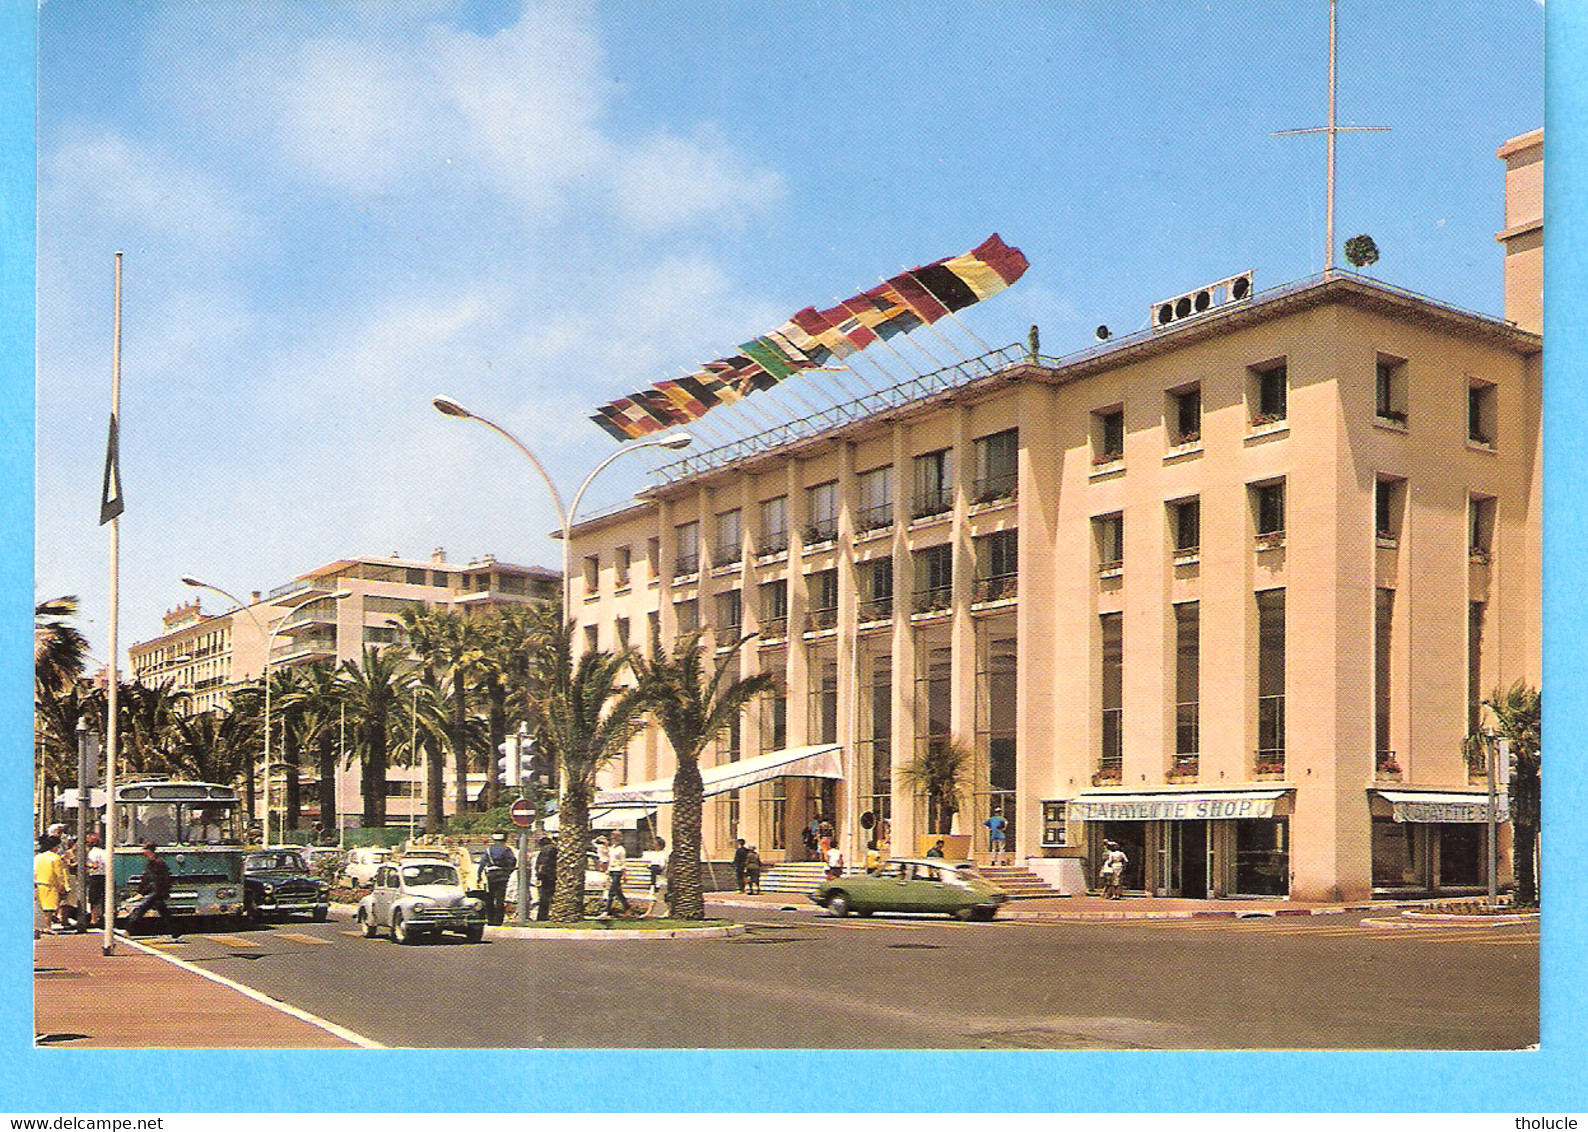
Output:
[590, 234, 1030, 442]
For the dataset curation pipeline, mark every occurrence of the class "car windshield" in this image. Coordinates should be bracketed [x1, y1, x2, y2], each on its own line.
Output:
[874, 862, 906, 879]
[402, 863, 459, 887]
[247, 852, 305, 872]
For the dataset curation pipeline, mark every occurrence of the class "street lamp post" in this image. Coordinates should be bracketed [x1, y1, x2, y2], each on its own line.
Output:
[432, 395, 690, 925]
[181, 577, 350, 846]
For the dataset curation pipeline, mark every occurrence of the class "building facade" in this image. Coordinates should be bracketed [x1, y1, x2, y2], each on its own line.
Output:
[129, 549, 559, 827]
[568, 268, 1540, 902]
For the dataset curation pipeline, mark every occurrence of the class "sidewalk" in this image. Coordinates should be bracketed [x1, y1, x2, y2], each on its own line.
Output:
[33, 930, 373, 1049]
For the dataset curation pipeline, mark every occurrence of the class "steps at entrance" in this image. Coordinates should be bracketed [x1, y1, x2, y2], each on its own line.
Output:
[973, 866, 1064, 899]
[752, 861, 830, 895]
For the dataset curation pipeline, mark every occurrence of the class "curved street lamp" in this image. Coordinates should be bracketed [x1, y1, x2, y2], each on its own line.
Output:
[182, 576, 350, 846]
[430, 395, 691, 614]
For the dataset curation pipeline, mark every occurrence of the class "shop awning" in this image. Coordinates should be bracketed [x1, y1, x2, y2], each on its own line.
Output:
[1373, 789, 1508, 824]
[1070, 788, 1289, 822]
[544, 806, 657, 833]
[595, 743, 844, 808]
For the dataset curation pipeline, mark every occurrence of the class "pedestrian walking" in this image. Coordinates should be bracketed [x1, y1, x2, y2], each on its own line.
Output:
[476, 830, 517, 926]
[84, 833, 107, 929]
[124, 842, 179, 938]
[824, 842, 845, 880]
[33, 835, 69, 934]
[984, 810, 1009, 865]
[533, 836, 557, 921]
[1101, 840, 1128, 900]
[742, 845, 762, 894]
[643, 838, 670, 918]
[599, 836, 630, 917]
[731, 837, 749, 892]
[925, 839, 946, 858]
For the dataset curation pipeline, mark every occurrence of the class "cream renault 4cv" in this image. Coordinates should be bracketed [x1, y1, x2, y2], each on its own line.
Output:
[357, 859, 487, 944]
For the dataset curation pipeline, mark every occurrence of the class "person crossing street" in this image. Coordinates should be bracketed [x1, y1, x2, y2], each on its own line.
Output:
[476, 831, 517, 926]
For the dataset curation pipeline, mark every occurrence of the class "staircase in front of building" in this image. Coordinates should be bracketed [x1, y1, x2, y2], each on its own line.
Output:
[748, 861, 1064, 899]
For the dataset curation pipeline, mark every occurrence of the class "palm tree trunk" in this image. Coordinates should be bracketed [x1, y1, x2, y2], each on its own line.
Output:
[550, 785, 591, 922]
[284, 725, 301, 835]
[365, 724, 388, 827]
[317, 732, 337, 843]
[669, 758, 706, 920]
[452, 673, 469, 820]
[424, 736, 444, 835]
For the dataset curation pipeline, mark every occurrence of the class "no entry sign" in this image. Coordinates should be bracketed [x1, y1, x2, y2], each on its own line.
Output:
[510, 798, 532, 828]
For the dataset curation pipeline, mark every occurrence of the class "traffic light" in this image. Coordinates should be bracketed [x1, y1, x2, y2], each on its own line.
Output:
[517, 737, 537, 787]
[497, 734, 522, 788]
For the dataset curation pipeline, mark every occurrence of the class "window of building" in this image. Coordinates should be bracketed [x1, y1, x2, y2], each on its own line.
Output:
[404, 567, 427, 585]
[806, 481, 839, 543]
[614, 546, 631, 588]
[975, 529, 1018, 602]
[1376, 589, 1395, 775]
[978, 631, 1018, 850]
[857, 466, 894, 533]
[716, 590, 742, 635]
[1376, 357, 1407, 425]
[864, 656, 893, 829]
[1469, 495, 1496, 563]
[1172, 498, 1201, 558]
[760, 495, 789, 555]
[916, 636, 954, 832]
[1468, 381, 1496, 446]
[615, 617, 630, 650]
[1467, 601, 1486, 740]
[759, 579, 789, 638]
[974, 428, 1019, 503]
[1093, 408, 1125, 465]
[582, 554, 600, 597]
[809, 658, 839, 745]
[675, 598, 699, 633]
[1174, 603, 1199, 768]
[1250, 361, 1288, 426]
[1094, 513, 1124, 575]
[1253, 480, 1286, 543]
[674, 522, 700, 577]
[498, 575, 525, 595]
[1170, 386, 1202, 446]
[861, 558, 894, 622]
[914, 543, 954, 613]
[1256, 589, 1286, 772]
[1375, 477, 1405, 543]
[762, 682, 789, 755]
[646, 538, 660, 582]
[809, 569, 839, 630]
[583, 625, 599, 654]
[913, 449, 953, 519]
[1099, 612, 1123, 779]
[715, 510, 742, 567]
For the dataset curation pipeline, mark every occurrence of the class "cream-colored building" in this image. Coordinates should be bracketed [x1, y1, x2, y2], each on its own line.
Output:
[1496, 128, 1542, 336]
[570, 235, 1540, 902]
[129, 549, 559, 828]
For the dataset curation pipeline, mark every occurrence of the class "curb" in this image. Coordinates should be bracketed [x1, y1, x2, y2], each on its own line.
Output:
[488, 922, 746, 941]
[706, 896, 1430, 923]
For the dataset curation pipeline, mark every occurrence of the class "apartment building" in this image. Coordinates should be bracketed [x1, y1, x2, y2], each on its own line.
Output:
[129, 549, 559, 826]
[567, 263, 1539, 902]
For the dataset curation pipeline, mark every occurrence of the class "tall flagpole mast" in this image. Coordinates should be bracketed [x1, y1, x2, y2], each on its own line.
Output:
[101, 252, 123, 956]
[1273, 0, 1389, 273]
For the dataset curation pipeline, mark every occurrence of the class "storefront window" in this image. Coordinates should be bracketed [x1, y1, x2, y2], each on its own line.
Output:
[1372, 816, 1422, 889]
[1438, 824, 1485, 888]
[1095, 822, 1145, 892]
[1234, 817, 1289, 896]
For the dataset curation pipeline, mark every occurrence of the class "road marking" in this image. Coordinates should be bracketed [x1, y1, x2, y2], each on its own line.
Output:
[273, 932, 331, 945]
[199, 934, 259, 948]
[339, 929, 365, 938]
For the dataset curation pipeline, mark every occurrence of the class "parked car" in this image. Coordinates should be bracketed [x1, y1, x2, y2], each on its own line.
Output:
[341, 847, 391, 886]
[809, 858, 1008, 921]
[243, 849, 330, 922]
[357, 859, 487, 944]
[305, 847, 343, 877]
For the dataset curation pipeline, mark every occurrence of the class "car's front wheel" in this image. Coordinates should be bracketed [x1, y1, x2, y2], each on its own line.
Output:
[312, 905, 329, 923]
[969, 906, 998, 922]
[464, 924, 484, 944]
[360, 908, 379, 938]
[827, 892, 851, 917]
[392, 910, 415, 945]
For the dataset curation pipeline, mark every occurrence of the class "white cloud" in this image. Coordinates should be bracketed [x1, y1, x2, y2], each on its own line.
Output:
[611, 127, 788, 232]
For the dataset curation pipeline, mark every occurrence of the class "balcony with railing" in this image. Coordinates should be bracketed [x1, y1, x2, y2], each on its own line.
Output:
[672, 553, 699, 579]
[972, 472, 1017, 508]
[912, 493, 953, 523]
[758, 617, 787, 642]
[806, 606, 840, 633]
[1094, 709, 1123, 785]
[804, 517, 838, 546]
[972, 573, 1018, 605]
[758, 531, 789, 558]
[713, 544, 743, 570]
[854, 503, 893, 535]
[1256, 694, 1285, 776]
[912, 585, 953, 617]
[858, 595, 893, 624]
[1375, 750, 1402, 781]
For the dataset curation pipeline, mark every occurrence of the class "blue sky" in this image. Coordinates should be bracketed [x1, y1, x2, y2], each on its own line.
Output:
[35, 0, 1542, 664]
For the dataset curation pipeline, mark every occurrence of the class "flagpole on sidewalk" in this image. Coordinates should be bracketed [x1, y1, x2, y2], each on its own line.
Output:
[101, 252, 125, 956]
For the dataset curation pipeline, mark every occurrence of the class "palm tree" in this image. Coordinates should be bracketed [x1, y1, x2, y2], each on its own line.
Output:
[528, 620, 648, 921]
[226, 679, 266, 827]
[279, 661, 343, 841]
[1485, 680, 1541, 906]
[167, 709, 251, 788]
[899, 741, 971, 836]
[478, 604, 546, 810]
[632, 631, 772, 920]
[266, 667, 307, 835]
[119, 680, 191, 777]
[393, 669, 451, 834]
[338, 646, 413, 828]
[402, 608, 486, 821]
[35, 596, 89, 696]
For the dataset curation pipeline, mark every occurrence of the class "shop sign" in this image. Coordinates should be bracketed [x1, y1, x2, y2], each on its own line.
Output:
[1071, 793, 1280, 822]
[1392, 797, 1508, 824]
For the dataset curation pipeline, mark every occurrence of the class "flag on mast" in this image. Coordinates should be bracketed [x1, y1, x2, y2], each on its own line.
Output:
[99, 412, 124, 524]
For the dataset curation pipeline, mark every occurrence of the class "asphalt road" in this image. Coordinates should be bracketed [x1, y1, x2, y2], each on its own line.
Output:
[132, 905, 1539, 1050]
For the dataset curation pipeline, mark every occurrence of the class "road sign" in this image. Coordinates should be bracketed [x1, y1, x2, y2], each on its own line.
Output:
[510, 798, 532, 829]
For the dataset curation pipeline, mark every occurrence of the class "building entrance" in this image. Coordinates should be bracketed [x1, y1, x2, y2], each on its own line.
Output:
[1158, 820, 1209, 898]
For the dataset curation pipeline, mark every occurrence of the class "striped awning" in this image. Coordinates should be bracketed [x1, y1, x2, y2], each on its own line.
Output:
[595, 743, 844, 808]
[1373, 790, 1509, 824]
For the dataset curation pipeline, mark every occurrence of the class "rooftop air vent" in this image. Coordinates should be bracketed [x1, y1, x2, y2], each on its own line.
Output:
[1150, 272, 1254, 330]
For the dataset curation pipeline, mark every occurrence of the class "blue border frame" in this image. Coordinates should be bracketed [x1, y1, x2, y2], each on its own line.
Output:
[3, 0, 1582, 1113]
